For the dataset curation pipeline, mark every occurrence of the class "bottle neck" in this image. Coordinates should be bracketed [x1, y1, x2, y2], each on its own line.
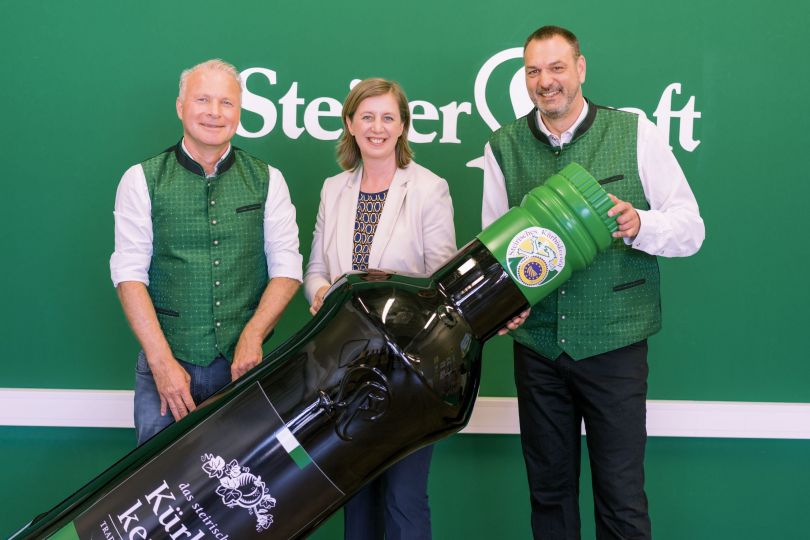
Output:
[434, 239, 528, 342]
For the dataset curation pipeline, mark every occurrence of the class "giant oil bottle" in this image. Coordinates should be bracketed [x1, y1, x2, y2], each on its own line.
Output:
[12, 163, 617, 540]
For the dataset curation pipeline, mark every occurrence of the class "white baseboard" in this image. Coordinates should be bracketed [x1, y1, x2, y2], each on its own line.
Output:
[1, 388, 809, 439]
[0, 388, 134, 428]
[458, 397, 810, 439]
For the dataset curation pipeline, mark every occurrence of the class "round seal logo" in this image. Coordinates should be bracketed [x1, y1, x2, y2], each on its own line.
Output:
[506, 227, 566, 288]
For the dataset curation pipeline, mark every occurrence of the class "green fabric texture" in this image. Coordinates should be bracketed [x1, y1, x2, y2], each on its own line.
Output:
[143, 148, 269, 366]
[490, 106, 661, 360]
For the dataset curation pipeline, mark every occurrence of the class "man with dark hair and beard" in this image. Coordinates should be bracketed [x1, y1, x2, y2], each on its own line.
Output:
[482, 26, 705, 540]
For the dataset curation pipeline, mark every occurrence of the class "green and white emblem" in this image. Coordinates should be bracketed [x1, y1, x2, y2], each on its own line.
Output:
[506, 227, 566, 288]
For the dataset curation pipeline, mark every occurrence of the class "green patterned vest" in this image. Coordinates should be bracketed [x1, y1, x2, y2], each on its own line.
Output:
[143, 144, 269, 366]
[489, 103, 661, 360]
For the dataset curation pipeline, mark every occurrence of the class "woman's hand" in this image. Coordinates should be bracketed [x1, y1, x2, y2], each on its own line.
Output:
[310, 285, 330, 316]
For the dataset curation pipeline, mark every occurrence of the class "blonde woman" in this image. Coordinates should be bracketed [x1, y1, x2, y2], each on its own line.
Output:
[304, 78, 456, 540]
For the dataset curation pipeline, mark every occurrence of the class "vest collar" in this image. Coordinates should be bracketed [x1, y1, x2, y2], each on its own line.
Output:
[526, 98, 598, 147]
[171, 140, 237, 177]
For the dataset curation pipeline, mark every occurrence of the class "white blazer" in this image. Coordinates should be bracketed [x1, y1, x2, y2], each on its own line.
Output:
[304, 161, 457, 303]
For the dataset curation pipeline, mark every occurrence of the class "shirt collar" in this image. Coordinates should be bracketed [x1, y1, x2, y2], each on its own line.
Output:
[535, 100, 590, 148]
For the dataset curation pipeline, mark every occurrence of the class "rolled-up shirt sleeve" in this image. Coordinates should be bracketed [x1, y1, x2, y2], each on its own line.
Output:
[110, 164, 153, 286]
[482, 142, 510, 228]
[303, 181, 331, 304]
[264, 166, 304, 282]
[632, 116, 705, 257]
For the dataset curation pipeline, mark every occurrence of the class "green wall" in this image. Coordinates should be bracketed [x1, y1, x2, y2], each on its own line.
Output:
[2, 0, 809, 537]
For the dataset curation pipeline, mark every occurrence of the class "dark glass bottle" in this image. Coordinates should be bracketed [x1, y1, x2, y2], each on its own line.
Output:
[11, 163, 616, 540]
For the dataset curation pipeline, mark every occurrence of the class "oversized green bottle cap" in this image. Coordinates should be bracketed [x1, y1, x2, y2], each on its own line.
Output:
[477, 162, 618, 306]
[552, 163, 619, 236]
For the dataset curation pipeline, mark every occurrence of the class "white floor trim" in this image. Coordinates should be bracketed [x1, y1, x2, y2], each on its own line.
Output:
[459, 397, 810, 439]
[0, 388, 135, 428]
[2, 389, 809, 439]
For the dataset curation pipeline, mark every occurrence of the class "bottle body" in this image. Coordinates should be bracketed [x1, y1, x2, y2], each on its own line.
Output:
[12, 163, 616, 540]
[15, 242, 520, 540]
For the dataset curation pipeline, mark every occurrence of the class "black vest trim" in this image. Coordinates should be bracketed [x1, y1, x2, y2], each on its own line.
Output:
[171, 141, 237, 177]
[525, 98, 599, 147]
[526, 110, 552, 146]
[236, 203, 263, 213]
[613, 279, 647, 292]
[598, 174, 625, 185]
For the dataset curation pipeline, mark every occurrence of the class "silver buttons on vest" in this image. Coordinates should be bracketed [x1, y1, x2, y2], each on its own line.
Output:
[209, 181, 221, 322]
[561, 315, 566, 320]
[212, 170, 221, 297]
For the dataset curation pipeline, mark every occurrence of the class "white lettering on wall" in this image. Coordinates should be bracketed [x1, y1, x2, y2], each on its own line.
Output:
[236, 53, 701, 159]
[238, 68, 278, 138]
[237, 69, 472, 144]
[409, 100, 440, 143]
[439, 101, 472, 144]
[653, 83, 701, 151]
[303, 97, 343, 140]
[278, 82, 305, 139]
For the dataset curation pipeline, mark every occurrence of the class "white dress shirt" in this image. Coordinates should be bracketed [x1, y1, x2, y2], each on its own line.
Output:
[482, 102, 705, 257]
[110, 142, 303, 286]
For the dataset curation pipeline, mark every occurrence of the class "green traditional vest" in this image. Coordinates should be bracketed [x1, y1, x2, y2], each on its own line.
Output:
[142, 144, 269, 366]
[489, 103, 661, 360]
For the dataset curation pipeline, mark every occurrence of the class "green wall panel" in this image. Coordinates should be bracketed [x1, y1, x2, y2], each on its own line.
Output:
[2, 0, 809, 400]
[0, 427, 135, 538]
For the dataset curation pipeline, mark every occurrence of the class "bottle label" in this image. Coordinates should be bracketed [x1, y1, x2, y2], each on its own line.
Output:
[505, 227, 566, 288]
[70, 383, 343, 539]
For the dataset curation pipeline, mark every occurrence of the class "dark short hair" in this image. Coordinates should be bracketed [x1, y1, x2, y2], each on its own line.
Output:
[524, 25, 581, 57]
[337, 78, 413, 171]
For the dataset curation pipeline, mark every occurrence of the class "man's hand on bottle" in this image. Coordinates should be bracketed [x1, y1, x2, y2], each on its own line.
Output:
[310, 285, 330, 316]
[232, 331, 264, 381]
[150, 353, 195, 421]
[607, 194, 640, 239]
[498, 308, 531, 336]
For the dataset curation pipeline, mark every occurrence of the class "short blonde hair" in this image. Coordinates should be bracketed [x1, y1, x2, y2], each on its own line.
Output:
[337, 78, 413, 171]
[178, 59, 242, 100]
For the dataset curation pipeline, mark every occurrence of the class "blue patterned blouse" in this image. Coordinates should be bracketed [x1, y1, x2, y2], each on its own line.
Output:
[352, 190, 389, 271]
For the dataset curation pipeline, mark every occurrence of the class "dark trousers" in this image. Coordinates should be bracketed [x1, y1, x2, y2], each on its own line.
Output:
[514, 341, 652, 540]
[344, 444, 433, 540]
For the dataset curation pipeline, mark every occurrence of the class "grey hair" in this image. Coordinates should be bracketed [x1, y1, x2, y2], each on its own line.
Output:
[178, 59, 242, 100]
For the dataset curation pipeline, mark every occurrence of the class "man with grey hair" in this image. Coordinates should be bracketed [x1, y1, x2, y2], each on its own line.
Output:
[110, 59, 302, 444]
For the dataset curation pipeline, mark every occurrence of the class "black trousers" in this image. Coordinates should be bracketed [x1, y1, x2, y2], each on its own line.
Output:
[514, 341, 652, 540]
